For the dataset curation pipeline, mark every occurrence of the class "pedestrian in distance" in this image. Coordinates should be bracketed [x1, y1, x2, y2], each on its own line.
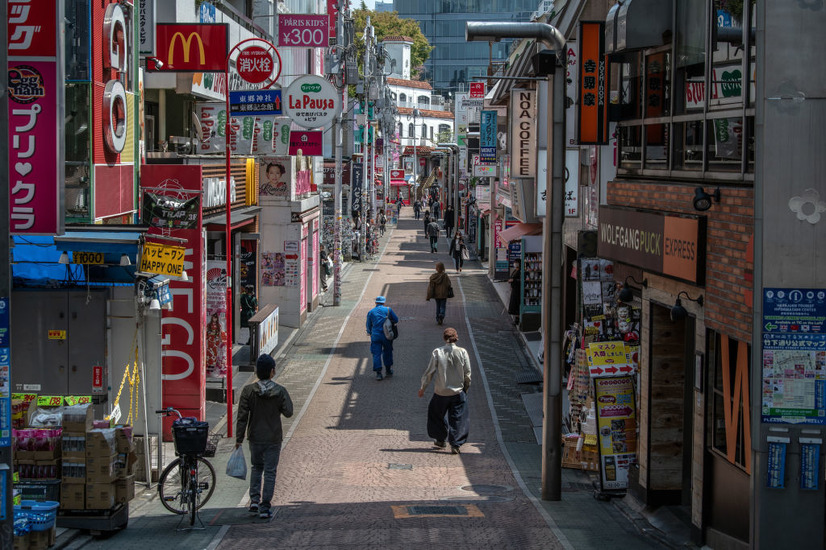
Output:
[432, 199, 441, 220]
[413, 198, 422, 220]
[443, 204, 455, 238]
[235, 354, 294, 519]
[448, 232, 468, 272]
[396, 196, 404, 216]
[508, 261, 522, 326]
[422, 210, 431, 235]
[426, 217, 441, 253]
[418, 327, 472, 454]
[426, 261, 452, 325]
[365, 296, 399, 380]
[379, 210, 387, 236]
[240, 285, 258, 345]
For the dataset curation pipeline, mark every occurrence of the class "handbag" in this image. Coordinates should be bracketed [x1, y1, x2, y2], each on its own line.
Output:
[447, 286, 455, 298]
[461, 247, 469, 260]
[226, 446, 247, 480]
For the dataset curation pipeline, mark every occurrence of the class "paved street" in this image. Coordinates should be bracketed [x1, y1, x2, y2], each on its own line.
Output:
[60, 210, 671, 549]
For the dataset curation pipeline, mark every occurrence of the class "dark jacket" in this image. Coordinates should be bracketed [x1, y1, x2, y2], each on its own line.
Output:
[236, 379, 293, 445]
[443, 208, 455, 228]
[426, 221, 440, 238]
[508, 267, 522, 315]
[449, 238, 466, 259]
[427, 271, 452, 300]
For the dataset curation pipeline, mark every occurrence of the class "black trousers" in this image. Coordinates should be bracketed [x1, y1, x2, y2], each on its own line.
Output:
[427, 392, 469, 447]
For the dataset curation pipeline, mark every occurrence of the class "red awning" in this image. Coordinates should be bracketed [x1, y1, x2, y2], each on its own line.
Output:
[390, 180, 408, 187]
[498, 222, 542, 244]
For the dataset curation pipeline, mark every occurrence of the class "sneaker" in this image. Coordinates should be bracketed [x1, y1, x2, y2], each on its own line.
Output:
[433, 440, 446, 448]
[385, 368, 394, 377]
[259, 508, 273, 519]
[451, 446, 461, 454]
[376, 371, 383, 381]
[248, 503, 259, 513]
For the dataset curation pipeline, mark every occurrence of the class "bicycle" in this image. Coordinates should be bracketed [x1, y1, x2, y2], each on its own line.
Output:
[155, 408, 217, 528]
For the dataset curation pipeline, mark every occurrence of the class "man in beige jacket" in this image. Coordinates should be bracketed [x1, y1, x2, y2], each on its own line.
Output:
[417, 327, 472, 454]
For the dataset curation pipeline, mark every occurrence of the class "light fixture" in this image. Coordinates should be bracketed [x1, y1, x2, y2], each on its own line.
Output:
[148, 298, 161, 311]
[693, 186, 721, 212]
[119, 254, 131, 266]
[670, 291, 704, 321]
[58, 251, 70, 265]
[180, 270, 189, 282]
[618, 275, 647, 303]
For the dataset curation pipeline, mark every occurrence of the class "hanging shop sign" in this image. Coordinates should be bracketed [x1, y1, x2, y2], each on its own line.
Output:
[236, 46, 275, 84]
[537, 149, 579, 218]
[139, 0, 156, 55]
[762, 288, 826, 425]
[198, 103, 288, 155]
[577, 21, 607, 145]
[288, 130, 323, 156]
[7, 0, 64, 235]
[351, 162, 363, 216]
[509, 89, 537, 178]
[139, 241, 186, 277]
[594, 376, 637, 492]
[229, 89, 282, 116]
[284, 75, 341, 129]
[480, 110, 497, 163]
[586, 341, 632, 378]
[597, 206, 705, 285]
[72, 252, 104, 265]
[142, 192, 200, 230]
[279, 15, 329, 48]
[149, 24, 229, 72]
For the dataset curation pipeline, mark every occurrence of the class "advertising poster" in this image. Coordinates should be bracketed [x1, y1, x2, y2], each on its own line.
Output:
[594, 376, 637, 491]
[198, 103, 288, 155]
[762, 288, 826, 424]
[284, 241, 300, 287]
[205, 261, 228, 378]
[262, 252, 285, 286]
[766, 440, 787, 488]
[587, 341, 631, 378]
[259, 156, 294, 199]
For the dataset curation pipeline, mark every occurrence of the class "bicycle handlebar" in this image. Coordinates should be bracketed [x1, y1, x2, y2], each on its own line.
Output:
[155, 407, 183, 419]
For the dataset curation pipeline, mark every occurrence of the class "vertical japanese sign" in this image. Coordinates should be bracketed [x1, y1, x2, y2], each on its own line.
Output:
[7, 0, 64, 235]
[205, 261, 228, 379]
[139, 0, 156, 55]
[351, 162, 364, 217]
[480, 110, 497, 163]
[0, 298, 10, 447]
[646, 52, 666, 144]
[593, 376, 637, 492]
[577, 21, 607, 145]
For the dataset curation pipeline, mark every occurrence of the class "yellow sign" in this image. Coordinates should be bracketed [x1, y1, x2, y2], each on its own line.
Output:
[72, 251, 104, 265]
[64, 396, 92, 406]
[169, 32, 206, 65]
[37, 395, 64, 407]
[48, 330, 66, 340]
[140, 241, 186, 276]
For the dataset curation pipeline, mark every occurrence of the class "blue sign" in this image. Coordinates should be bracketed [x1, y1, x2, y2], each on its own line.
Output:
[199, 1, 217, 23]
[766, 441, 787, 488]
[229, 90, 282, 116]
[801, 443, 820, 490]
[480, 110, 497, 163]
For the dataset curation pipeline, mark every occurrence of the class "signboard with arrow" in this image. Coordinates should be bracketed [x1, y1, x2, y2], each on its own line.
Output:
[229, 89, 282, 116]
[586, 341, 630, 378]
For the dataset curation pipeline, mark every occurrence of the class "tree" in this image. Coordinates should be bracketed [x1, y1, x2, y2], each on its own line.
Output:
[352, 6, 432, 79]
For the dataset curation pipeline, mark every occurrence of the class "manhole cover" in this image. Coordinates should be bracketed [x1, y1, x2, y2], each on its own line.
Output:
[459, 484, 513, 495]
[407, 505, 467, 516]
[562, 482, 594, 492]
[388, 463, 413, 470]
[516, 370, 543, 384]
[441, 495, 514, 503]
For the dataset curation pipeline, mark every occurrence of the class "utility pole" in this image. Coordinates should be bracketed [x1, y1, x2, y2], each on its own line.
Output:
[359, 17, 373, 262]
[332, 0, 347, 306]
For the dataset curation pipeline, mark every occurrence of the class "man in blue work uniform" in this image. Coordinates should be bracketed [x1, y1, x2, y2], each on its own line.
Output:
[366, 295, 399, 381]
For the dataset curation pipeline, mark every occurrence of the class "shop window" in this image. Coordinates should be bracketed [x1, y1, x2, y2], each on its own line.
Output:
[618, 125, 642, 168]
[708, 332, 751, 471]
[707, 116, 743, 171]
[65, 0, 91, 81]
[644, 124, 669, 167]
[608, 53, 643, 121]
[674, 120, 704, 171]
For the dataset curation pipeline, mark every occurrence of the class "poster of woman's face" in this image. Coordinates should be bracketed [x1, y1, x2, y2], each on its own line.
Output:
[259, 156, 294, 199]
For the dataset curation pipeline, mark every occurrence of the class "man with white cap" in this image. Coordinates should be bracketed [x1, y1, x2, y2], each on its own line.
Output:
[365, 295, 399, 380]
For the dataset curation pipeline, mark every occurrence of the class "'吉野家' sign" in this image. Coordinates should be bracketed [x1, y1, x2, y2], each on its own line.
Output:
[284, 75, 341, 129]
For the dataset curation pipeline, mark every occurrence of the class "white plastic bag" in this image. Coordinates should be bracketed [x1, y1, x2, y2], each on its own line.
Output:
[226, 446, 247, 480]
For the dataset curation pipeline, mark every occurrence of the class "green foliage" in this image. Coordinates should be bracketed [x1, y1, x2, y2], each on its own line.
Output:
[436, 129, 453, 144]
[352, 8, 432, 79]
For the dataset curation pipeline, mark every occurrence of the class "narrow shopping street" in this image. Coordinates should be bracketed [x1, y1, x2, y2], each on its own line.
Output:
[59, 209, 670, 550]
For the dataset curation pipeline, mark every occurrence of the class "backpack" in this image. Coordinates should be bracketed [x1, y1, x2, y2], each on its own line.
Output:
[382, 315, 398, 340]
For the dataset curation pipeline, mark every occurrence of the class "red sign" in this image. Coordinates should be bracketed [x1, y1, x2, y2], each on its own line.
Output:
[327, 0, 338, 39]
[141, 165, 206, 431]
[577, 21, 607, 145]
[390, 169, 404, 180]
[470, 82, 485, 99]
[92, 365, 103, 389]
[280, 15, 329, 47]
[288, 130, 323, 156]
[237, 46, 275, 84]
[150, 24, 229, 72]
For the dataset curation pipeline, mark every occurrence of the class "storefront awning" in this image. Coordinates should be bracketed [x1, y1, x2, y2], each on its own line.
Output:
[204, 206, 262, 230]
[53, 231, 142, 254]
[499, 222, 543, 243]
[390, 180, 408, 187]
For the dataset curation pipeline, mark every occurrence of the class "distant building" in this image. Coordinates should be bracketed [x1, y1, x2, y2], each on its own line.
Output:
[393, 0, 539, 95]
[375, 1, 394, 12]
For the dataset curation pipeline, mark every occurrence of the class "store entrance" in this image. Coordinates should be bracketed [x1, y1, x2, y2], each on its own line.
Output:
[645, 302, 694, 507]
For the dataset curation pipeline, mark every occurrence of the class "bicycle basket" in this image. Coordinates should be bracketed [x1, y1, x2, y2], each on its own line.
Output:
[172, 418, 209, 455]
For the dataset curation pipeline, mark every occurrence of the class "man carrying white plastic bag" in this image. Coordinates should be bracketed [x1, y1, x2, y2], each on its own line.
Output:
[235, 354, 294, 519]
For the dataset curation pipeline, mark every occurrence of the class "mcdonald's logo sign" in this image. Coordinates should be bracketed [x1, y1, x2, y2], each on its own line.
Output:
[150, 24, 229, 72]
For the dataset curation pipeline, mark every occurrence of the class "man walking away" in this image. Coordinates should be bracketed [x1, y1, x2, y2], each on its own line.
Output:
[426, 218, 441, 253]
[236, 354, 294, 519]
[443, 204, 455, 239]
[366, 296, 399, 380]
[413, 199, 422, 220]
[418, 327, 471, 454]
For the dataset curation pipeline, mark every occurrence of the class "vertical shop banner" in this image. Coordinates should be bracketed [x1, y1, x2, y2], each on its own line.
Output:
[205, 261, 228, 379]
[509, 89, 537, 178]
[577, 21, 607, 145]
[198, 103, 289, 155]
[594, 376, 637, 491]
[480, 110, 497, 163]
[141, 164, 206, 420]
[351, 162, 364, 217]
[8, 0, 64, 235]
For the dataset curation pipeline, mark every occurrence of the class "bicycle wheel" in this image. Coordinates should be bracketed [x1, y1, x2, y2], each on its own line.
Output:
[158, 457, 217, 514]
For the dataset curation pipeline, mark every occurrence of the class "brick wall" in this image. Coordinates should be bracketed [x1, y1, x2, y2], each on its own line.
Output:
[607, 180, 754, 343]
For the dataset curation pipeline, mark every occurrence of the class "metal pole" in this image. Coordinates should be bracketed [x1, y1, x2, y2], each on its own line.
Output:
[413, 109, 418, 196]
[333, 113, 343, 306]
[224, 60, 234, 437]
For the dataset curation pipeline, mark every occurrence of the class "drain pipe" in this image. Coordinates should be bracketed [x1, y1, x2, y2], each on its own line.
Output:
[467, 21, 566, 502]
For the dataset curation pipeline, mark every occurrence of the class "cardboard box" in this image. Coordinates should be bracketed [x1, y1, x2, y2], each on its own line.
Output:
[14, 450, 35, 461]
[62, 403, 93, 433]
[86, 454, 116, 483]
[61, 435, 86, 460]
[29, 529, 51, 550]
[86, 429, 117, 458]
[115, 475, 135, 504]
[114, 427, 135, 454]
[85, 482, 115, 510]
[61, 461, 87, 484]
[12, 532, 28, 550]
[60, 483, 85, 510]
[33, 449, 58, 461]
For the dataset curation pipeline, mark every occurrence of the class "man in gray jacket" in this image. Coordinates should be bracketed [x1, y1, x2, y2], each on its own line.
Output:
[236, 354, 294, 518]
[417, 327, 472, 454]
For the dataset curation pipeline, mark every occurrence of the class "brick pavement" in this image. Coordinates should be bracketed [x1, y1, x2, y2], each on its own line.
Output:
[60, 211, 671, 549]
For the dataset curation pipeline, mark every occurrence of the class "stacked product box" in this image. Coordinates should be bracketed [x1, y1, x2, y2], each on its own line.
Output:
[59, 404, 93, 510]
[85, 429, 117, 509]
